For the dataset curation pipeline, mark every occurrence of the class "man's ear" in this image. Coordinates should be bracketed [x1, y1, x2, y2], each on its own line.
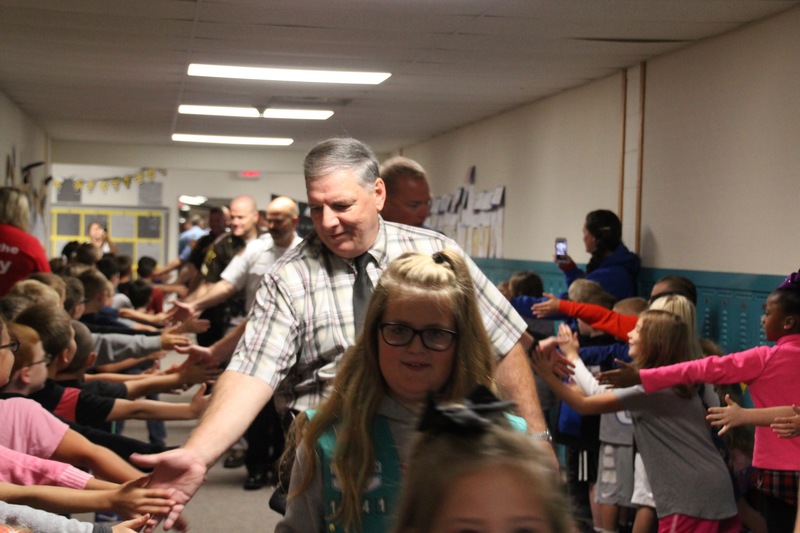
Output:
[85, 352, 98, 369]
[373, 177, 386, 211]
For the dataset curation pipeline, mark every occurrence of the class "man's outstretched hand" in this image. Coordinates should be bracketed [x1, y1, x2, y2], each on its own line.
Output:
[131, 448, 208, 531]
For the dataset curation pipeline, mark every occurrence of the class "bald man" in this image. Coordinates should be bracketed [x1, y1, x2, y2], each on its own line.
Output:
[174, 196, 302, 317]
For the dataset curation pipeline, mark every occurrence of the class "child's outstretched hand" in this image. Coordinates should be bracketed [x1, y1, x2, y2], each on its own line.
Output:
[172, 316, 211, 335]
[112, 513, 150, 533]
[160, 330, 190, 351]
[597, 360, 640, 388]
[771, 405, 800, 439]
[530, 346, 562, 383]
[706, 394, 744, 436]
[109, 476, 175, 519]
[555, 323, 580, 361]
[532, 293, 560, 318]
[177, 359, 223, 388]
[533, 337, 574, 379]
[189, 383, 210, 417]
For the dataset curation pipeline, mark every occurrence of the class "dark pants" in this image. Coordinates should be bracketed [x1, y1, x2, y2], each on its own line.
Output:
[244, 399, 285, 477]
[196, 305, 229, 347]
[762, 494, 796, 533]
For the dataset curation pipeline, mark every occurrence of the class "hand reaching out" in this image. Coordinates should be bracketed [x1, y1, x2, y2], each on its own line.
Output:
[175, 343, 225, 369]
[108, 476, 175, 519]
[531, 293, 560, 318]
[160, 330, 190, 351]
[167, 300, 198, 325]
[706, 394, 743, 436]
[555, 323, 580, 361]
[171, 316, 211, 335]
[112, 514, 150, 533]
[131, 448, 207, 532]
[597, 360, 640, 389]
[771, 405, 800, 439]
[189, 383, 210, 417]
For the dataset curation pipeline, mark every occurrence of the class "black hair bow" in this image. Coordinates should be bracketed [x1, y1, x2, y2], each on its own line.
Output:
[417, 385, 516, 435]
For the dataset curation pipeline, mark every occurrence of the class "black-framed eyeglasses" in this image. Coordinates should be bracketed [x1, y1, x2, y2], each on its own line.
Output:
[378, 323, 457, 352]
[29, 358, 48, 367]
[0, 339, 20, 353]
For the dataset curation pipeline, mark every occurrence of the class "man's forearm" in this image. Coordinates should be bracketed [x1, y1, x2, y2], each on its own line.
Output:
[191, 280, 237, 314]
[184, 370, 274, 467]
[496, 339, 548, 433]
[210, 321, 247, 367]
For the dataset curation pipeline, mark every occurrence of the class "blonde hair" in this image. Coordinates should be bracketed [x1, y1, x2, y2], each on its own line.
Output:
[7, 280, 61, 310]
[613, 296, 648, 316]
[287, 250, 497, 530]
[26, 273, 67, 305]
[0, 187, 31, 232]
[392, 423, 572, 533]
[635, 309, 696, 397]
[648, 294, 702, 360]
[568, 279, 616, 308]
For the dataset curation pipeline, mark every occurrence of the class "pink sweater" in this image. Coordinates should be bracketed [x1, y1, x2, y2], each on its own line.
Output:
[0, 397, 69, 458]
[640, 334, 800, 471]
[0, 444, 92, 488]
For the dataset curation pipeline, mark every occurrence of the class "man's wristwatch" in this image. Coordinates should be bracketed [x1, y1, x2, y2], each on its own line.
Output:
[529, 429, 552, 442]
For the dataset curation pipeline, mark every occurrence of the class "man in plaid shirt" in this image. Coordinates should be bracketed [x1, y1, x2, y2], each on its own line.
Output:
[137, 138, 549, 531]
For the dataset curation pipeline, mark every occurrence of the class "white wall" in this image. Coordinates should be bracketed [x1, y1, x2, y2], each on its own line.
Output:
[0, 92, 49, 175]
[0, 91, 50, 242]
[404, 7, 800, 276]
[404, 73, 624, 265]
[640, 8, 800, 276]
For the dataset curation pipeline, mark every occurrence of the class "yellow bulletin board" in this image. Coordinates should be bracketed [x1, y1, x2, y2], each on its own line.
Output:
[50, 206, 169, 265]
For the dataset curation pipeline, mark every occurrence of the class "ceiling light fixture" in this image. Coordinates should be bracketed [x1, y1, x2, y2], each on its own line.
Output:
[179, 195, 208, 206]
[262, 108, 333, 120]
[188, 63, 391, 85]
[178, 105, 260, 118]
[172, 134, 293, 146]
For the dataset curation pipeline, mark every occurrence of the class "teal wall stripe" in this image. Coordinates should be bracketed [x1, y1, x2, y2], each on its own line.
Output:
[472, 258, 784, 353]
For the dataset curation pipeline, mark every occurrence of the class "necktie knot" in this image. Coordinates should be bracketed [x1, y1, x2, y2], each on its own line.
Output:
[354, 252, 372, 272]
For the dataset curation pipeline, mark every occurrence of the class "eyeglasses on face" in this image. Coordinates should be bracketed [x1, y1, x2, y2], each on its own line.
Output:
[0, 339, 20, 353]
[378, 323, 457, 352]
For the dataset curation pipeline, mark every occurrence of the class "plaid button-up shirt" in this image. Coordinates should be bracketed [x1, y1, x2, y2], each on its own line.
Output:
[226, 219, 526, 414]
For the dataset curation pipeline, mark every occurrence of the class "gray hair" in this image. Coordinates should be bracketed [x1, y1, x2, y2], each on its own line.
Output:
[303, 138, 380, 190]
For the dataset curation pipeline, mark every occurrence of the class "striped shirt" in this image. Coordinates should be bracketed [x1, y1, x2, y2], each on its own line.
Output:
[227, 219, 526, 414]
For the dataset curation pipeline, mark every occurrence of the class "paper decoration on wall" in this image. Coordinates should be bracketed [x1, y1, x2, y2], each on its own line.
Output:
[52, 168, 167, 193]
[427, 167, 506, 259]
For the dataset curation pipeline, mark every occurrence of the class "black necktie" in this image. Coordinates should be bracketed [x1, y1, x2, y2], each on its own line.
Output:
[352, 253, 374, 335]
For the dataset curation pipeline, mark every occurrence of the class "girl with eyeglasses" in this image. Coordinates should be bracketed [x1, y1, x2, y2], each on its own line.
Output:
[276, 250, 506, 533]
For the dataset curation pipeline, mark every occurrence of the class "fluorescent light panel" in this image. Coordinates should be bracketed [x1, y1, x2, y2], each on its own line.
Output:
[172, 134, 293, 146]
[179, 105, 333, 120]
[263, 108, 333, 120]
[179, 195, 208, 206]
[188, 63, 391, 85]
[178, 105, 259, 118]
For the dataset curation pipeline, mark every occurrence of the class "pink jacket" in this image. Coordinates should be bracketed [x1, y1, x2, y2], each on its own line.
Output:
[0, 444, 92, 488]
[640, 334, 800, 471]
